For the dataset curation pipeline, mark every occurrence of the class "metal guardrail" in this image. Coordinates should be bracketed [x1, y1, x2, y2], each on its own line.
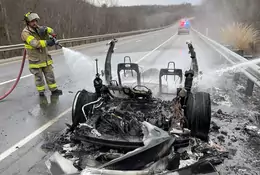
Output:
[192, 27, 260, 88]
[0, 26, 169, 53]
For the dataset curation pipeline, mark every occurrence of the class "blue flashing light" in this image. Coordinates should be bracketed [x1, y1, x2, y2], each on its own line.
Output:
[184, 20, 190, 28]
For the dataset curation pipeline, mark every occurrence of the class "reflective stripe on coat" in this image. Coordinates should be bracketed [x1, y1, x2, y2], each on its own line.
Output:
[21, 26, 55, 68]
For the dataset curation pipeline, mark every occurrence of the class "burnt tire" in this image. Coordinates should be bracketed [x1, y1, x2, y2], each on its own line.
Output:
[71, 89, 97, 130]
[185, 92, 211, 141]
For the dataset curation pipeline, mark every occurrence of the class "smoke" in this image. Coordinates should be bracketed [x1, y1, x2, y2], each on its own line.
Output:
[193, 0, 235, 41]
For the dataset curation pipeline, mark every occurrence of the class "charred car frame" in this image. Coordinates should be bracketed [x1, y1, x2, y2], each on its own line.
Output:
[45, 39, 222, 175]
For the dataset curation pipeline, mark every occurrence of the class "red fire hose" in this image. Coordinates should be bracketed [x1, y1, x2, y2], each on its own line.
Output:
[0, 49, 27, 101]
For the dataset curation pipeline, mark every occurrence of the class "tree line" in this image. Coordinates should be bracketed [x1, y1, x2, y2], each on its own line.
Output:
[0, 0, 193, 46]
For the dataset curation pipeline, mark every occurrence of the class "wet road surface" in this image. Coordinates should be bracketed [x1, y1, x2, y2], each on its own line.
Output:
[0, 24, 259, 175]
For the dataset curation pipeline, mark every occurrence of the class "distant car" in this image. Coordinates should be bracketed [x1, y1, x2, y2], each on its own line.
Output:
[178, 19, 190, 35]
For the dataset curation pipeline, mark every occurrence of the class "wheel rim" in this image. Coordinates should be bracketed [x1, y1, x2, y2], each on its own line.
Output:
[72, 90, 82, 120]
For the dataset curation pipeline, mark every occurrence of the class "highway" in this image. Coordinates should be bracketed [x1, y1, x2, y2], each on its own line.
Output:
[0, 25, 222, 174]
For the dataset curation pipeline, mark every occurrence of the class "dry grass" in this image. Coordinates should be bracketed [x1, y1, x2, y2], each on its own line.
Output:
[221, 22, 260, 51]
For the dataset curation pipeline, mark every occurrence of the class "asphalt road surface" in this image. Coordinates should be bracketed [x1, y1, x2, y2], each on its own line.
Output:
[0, 25, 233, 175]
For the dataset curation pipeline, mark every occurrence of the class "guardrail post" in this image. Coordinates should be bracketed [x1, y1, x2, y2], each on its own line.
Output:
[244, 55, 254, 96]
[231, 49, 254, 96]
[233, 49, 244, 82]
[1, 51, 6, 59]
[245, 78, 254, 96]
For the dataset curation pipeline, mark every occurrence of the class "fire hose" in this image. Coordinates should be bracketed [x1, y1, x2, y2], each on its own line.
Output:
[0, 49, 27, 101]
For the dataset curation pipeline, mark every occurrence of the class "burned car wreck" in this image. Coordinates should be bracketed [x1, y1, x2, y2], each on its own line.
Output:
[45, 39, 227, 175]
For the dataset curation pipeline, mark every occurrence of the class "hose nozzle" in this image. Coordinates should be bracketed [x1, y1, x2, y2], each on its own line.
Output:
[57, 43, 63, 48]
[50, 36, 63, 48]
[54, 39, 63, 48]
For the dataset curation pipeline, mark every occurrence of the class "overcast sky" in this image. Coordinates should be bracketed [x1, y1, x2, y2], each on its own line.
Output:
[117, 0, 202, 6]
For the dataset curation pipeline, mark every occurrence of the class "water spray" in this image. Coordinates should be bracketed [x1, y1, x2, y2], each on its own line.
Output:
[215, 57, 260, 75]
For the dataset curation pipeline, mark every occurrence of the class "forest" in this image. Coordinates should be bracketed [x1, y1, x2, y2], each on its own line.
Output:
[2, 0, 259, 53]
[0, 0, 193, 45]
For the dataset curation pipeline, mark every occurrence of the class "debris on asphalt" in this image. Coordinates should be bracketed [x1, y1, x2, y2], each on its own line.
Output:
[245, 125, 260, 137]
[42, 95, 229, 175]
[42, 70, 260, 175]
[211, 121, 220, 132]
[220, 131, 227, 136]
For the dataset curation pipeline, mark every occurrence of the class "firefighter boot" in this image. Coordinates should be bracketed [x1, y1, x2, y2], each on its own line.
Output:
[39, 91, 45, 97]
[51, 89, 63, 95]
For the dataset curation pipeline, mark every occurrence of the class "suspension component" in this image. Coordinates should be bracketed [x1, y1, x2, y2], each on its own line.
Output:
[93, 59, 103, 97]
[184, 70, 194, 93]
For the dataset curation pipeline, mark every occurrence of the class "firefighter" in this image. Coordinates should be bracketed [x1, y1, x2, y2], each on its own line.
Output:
[21, 12, 62, 96]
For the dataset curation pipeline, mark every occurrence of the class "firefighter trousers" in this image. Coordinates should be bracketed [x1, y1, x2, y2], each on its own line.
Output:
[29, 65, 58, 92]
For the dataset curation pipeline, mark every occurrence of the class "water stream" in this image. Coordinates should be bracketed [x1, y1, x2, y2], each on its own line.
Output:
[62, 47, 96, 90]
[215, 57, 260, 75]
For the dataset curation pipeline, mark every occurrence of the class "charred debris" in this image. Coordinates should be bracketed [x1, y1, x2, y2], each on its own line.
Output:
[44, 39, 228, 175]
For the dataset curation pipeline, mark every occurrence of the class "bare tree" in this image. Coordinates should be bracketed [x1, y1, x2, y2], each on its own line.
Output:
[0, 0, 11, 44]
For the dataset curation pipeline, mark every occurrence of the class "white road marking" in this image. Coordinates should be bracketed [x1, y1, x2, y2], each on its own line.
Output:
[113, 32, 177, 78]
[0, 74, 32, 86]
[136, 33, 177, 63]
[0, 108, 72, 162]
[0, 60, 21, 66]
[136, 40, 142, 42]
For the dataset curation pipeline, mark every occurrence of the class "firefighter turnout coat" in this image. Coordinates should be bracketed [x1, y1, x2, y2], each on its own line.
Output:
[21, 26, 54, 69]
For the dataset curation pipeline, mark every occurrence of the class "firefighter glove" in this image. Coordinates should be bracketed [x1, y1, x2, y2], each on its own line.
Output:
[46, 39, 55, 46]
[38, 26, 47, 37]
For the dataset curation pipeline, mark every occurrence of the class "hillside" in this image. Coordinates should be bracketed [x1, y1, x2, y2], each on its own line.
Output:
[0, 0, 193, 45]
